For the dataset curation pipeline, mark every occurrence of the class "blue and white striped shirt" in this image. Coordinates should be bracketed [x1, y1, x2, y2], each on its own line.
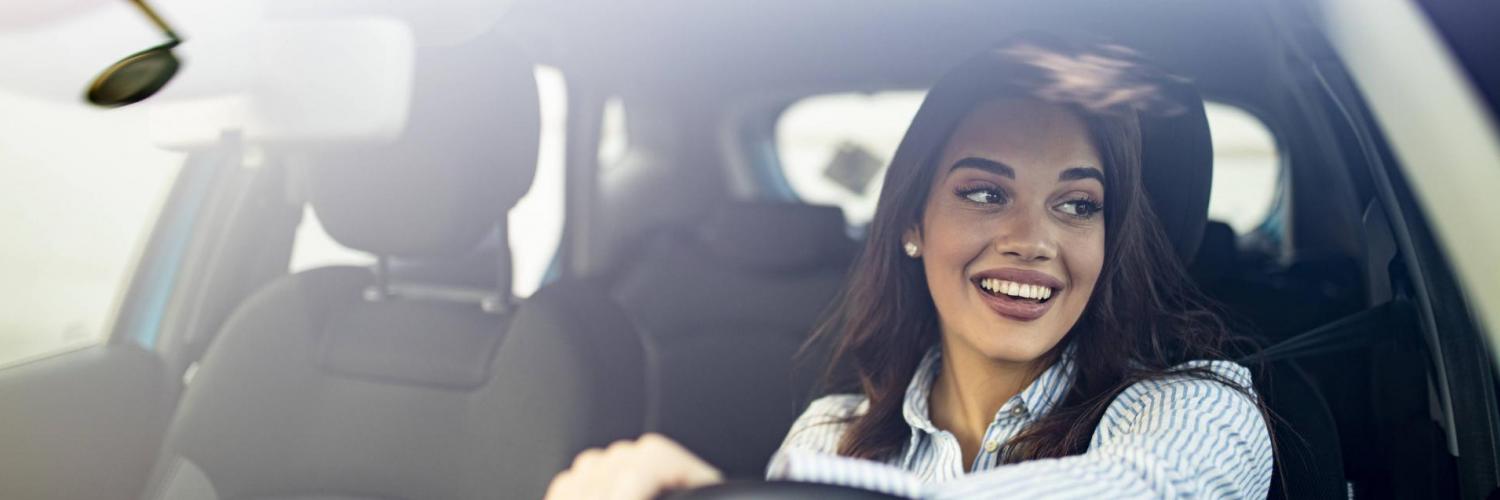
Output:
[766, 346, 1273, 498]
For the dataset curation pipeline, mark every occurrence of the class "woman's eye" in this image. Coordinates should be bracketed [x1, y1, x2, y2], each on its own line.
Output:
[1057, 199, 1103, 218]
[960, 188, 1005, 204]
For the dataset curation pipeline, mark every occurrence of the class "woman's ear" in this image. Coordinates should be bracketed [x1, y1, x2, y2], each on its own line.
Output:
[902, 227, 923, 258]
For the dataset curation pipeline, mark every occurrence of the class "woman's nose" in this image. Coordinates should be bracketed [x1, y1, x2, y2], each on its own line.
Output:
[992, 211, 1057, 262]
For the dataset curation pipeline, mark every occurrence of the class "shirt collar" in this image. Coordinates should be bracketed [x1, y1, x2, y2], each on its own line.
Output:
[901, 343, 1077, 434]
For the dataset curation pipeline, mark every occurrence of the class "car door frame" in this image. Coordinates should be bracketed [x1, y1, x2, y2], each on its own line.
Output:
[1284, 0, 1500, 496]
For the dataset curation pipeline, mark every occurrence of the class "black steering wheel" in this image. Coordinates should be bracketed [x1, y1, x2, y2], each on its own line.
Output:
[662, 480, 905, 500]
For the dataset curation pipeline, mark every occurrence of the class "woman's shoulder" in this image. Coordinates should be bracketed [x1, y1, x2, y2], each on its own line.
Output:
[1104, 359, 1261, 423]
[1121, 358, 1256, 395]
[776, 394, 868, 455]
[1168, 358, 1255, 385]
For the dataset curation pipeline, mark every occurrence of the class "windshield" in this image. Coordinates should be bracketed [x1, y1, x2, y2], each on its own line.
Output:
[0, 88, 182, 366]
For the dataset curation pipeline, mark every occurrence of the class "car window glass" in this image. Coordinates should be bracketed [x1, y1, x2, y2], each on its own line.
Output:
[775, 91, 924, 227]
[1203, 103, 1280, 233]
[774, 93, 1282, 234]
[0, 89, 185, 367]
[289, 66, 568, 298]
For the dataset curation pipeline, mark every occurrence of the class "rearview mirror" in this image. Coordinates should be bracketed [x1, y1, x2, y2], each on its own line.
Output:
[86, 0, 182, 107]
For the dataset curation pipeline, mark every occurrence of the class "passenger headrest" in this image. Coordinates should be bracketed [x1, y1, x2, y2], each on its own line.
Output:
[697, 202, 855, 273]
[304, 33, 540, 259]
[1138, 82, 1213, 263]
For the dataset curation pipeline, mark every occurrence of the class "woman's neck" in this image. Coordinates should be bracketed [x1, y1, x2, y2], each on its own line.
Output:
[928, 339, 1044, 469]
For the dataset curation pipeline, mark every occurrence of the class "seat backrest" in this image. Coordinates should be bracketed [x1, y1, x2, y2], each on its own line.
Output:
[144, 32, 550, 500]
[610, 201, 857, 478]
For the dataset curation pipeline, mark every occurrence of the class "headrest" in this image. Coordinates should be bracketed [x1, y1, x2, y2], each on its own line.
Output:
[304, 33, 540, 259]
[1189, 220, 1237, 283]
[1138, 83, 1213, 263]
[697, 202, 855, 273]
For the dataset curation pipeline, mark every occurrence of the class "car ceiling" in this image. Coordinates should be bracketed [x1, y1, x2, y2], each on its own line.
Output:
[499, 0, 1367, 261]
[501, 0, 1287, 103]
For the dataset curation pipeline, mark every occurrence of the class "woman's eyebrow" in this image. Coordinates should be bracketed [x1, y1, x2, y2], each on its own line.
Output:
[949, 157, 1015, 178]
[1059, 166, 1104, 183]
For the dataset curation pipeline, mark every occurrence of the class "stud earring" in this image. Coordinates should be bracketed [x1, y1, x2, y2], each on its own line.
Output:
[904, 241, 920, 258]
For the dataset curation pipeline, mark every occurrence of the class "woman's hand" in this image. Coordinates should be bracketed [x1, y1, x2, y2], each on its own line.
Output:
[545, 433, 724, 500]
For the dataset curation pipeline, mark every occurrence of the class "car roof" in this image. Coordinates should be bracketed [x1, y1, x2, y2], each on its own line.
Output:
[503, 0, 1284, 104]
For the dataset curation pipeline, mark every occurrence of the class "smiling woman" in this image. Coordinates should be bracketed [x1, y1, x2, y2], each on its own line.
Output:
[547, 36, 1272, 500]
[907, 100, 1107, 378]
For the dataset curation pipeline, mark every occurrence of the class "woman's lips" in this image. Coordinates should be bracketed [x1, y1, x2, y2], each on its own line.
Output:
[968, 268, 1064, 322]
[974, 281, 1055, 321]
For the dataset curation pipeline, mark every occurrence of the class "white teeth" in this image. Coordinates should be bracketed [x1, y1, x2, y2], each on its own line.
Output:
[978, 278, 1054, 301]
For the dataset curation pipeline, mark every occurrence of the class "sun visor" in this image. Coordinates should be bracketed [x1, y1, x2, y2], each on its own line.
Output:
[145, 18, 415, 151]
[265, 0, 515, 47]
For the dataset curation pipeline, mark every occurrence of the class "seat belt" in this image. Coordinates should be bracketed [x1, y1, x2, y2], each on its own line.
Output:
[1237, 299, 1414, 364]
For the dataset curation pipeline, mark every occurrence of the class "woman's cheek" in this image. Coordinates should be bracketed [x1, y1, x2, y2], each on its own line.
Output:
[1066, 231, 1106, 303]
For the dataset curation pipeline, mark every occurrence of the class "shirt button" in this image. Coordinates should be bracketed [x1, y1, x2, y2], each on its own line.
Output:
[1010, 404, 1027, 417]
[984, 440, 1000, 453]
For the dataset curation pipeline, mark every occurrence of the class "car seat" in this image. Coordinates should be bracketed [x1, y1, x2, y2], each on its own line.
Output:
[141, 33, 564, 500]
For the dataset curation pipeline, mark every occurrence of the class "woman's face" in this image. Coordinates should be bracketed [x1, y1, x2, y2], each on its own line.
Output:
[907, 98, 1106, 365]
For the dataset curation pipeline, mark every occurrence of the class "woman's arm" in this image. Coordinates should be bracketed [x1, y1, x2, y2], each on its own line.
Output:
[771, 362, 1273, 499]
[771, 394, 867, 457]
[929, 363, 1272, 499]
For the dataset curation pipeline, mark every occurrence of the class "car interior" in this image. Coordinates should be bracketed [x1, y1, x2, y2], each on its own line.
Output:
[1, 0, 1496, 499]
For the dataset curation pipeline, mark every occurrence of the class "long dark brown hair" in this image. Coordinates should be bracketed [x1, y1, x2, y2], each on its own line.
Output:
[813, 36, 1263, 462]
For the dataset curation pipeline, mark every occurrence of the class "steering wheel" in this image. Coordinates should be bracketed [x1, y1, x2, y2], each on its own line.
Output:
[663, 480, 905, 500]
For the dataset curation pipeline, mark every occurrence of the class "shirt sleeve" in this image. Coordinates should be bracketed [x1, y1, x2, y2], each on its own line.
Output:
[930, 361, 1273, 499]
[767, 394, 930, 498]
[769, 394, 865, 459]
[768, 361, 1273, 499]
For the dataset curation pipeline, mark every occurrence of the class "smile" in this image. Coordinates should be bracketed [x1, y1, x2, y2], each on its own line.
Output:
[969, 269, 1065, 322]
[977, 278, 1054, 302]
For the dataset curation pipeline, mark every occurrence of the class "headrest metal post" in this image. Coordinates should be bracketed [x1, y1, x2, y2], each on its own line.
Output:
[374, 255, 391, 299]
[483, 223, 515, 315]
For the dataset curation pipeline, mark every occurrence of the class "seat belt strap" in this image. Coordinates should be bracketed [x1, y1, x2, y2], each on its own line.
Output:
[1238, 299, 1412, 364]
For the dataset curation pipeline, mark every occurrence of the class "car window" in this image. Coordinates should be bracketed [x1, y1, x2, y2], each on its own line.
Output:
[0, 89, 185, 367]
[289, 66, 568, 298]
[774, 93, 1282, 234]
[1203, 103, 1281, 233]
[775, 91, 924, 227]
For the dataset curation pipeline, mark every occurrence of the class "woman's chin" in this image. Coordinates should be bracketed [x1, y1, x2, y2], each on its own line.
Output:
[940, 297, 1074, 365]
[955, 328, 1059, 367]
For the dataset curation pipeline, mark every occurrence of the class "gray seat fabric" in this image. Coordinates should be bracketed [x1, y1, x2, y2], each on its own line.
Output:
[609, 201, 858, 478]
[142, 32, 605, 500]
[148, 267, 514, 500]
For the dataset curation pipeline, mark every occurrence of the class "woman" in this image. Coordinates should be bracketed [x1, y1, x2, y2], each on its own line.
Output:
[545, 37, 1273, 499]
